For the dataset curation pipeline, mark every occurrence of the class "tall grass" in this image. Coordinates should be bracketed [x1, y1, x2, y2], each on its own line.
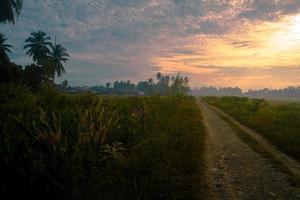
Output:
[0, 83, 206, 199]
[203, 96, 300, 162]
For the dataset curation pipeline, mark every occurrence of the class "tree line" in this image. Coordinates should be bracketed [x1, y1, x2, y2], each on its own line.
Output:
[87, 72, 190, 96]
[191, 86, 300, 99]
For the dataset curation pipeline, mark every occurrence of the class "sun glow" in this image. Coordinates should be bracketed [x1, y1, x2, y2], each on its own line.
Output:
[270, 14, 300, 51]
[152, 13, 300, 75]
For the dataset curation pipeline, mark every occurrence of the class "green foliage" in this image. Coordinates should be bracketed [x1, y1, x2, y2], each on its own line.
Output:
[23, 64, 48, 90]
[0, 61, 23, 84]
[203, 96, 300, 162]
[0, 33, 12, 60]
[24, 31, 52, 64]
[249, 98, 266, 112]
[0, 0, 23, 24]
[1, 85, 206, 199]
[23, 31, 69, 80]
[47, 43, 70, 78]
[0, 31, 69, 87]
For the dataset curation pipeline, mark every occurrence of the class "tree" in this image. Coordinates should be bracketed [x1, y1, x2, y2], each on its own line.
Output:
[171, 74, 190, 96]
[137, 81, 148, 92]
[0, 33, 12, 62]
[156, 72, 162, 82]
[106, 82, 111, 89]
[47, 43, 69, 78]
[61, 80, 68, 89]
[24, 31, 51, 64]
[148, 78, 153, 85]
[23, 64, 47, 90]
[0, 62, 22, 84]
[0, 0, 23, 24]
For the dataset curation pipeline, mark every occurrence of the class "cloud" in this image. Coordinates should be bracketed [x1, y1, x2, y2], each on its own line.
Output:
[238, 0, 300, 21]
[228, 40, 260, 49]
[1, 0, 300, 88]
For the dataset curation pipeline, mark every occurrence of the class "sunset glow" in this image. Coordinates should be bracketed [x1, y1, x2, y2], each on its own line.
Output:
[2, 0, 300, 90]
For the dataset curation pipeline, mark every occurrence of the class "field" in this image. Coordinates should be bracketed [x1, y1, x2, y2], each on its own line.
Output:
[0, 83, 206, 200]
[203, 96, 300, 162]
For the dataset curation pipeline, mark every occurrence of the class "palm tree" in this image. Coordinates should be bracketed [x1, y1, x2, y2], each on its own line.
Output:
[0, 33, 12, 59]
[47, 43, 69, 78]
[165, 75, 170, 86]
[24, 31, 51, 64]
[0, 0, 23, 24]
[148, 78, 154, 85]
[156, 72, 162, 82]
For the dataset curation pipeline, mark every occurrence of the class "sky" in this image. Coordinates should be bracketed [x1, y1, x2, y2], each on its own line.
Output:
[1, 0, 300, 90]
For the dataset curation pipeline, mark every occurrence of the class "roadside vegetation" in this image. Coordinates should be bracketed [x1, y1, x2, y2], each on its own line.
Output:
[203, 96, 300, 162]
[1, 84, 206, 199]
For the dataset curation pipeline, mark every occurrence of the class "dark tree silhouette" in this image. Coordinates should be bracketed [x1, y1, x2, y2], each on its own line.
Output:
[23, 64, 47, 90]
[148, 78, 154, 85]
[47, 43, 69, 78]
[106, 82, 111, 89]
[0, 33, 12, 61]
[0, 0, 23, 24]
[156, 72, 162, 81]
[24, 31, 51, 64]
[88, 72, 190, 96]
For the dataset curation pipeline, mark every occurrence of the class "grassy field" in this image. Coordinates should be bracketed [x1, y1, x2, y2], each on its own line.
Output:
[203, 96, 300, 162]
[0, 83, 206, 200]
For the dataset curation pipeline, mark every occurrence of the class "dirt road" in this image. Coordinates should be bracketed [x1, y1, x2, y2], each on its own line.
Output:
[197, 100, 300, 200]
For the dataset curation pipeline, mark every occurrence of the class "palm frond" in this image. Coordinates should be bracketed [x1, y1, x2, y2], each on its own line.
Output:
[0, 33, 12, 55]
[0, 0, 23, 24]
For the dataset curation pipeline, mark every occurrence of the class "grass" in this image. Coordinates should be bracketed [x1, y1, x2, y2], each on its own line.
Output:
[0, 83, 206, 200]
[203, 96, 300, 163]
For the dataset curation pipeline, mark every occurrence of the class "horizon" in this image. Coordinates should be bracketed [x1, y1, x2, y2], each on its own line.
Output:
[69, 78, 299, 93]
[1, 0, 300, 90]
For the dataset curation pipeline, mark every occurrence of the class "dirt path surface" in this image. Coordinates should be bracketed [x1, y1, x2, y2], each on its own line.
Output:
[197, 100, 300, 200]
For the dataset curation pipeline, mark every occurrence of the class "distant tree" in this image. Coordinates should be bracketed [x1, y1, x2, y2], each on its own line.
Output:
[147, 78, 154, 94]
[165, 75, 170, 86]
[47, 43, 69, 78]
[24, 31, 51, 64]
[137, 81, 148, 92]
[156, 72, 162, 82]
[0, 33, 12, 62]
[148, 78, 153, 85]
[112, 81, 118, 89]
[171, 74, 190, 96]
[106, 82, 111, 89]
[184, 76, 189, 86]
[61, 80, 68, 89]
[0, 0, 23, 24]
